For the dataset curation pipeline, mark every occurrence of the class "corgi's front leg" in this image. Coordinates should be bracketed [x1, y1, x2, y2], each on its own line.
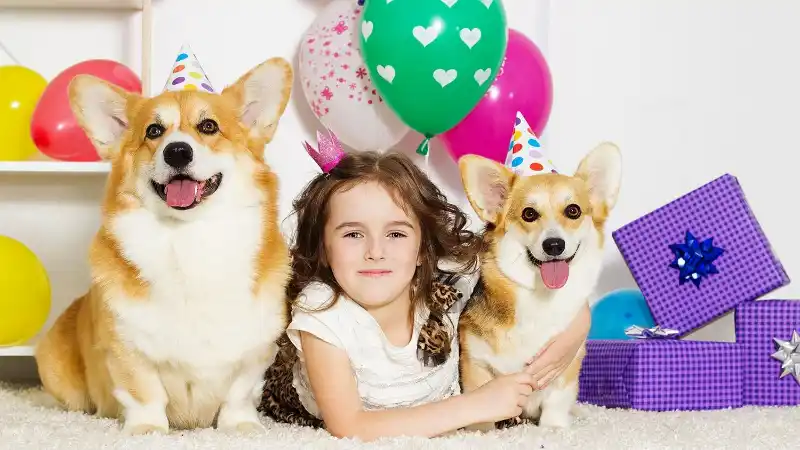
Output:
[216, 348, 275, 434]
[536, 349, 584, 429]
[107, 348, 169, 435]
[537, 382, 578, 428]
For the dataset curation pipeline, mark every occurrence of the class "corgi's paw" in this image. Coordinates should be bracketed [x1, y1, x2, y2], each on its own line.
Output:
[570, 403, 590, 418]
[537, 410, 572, 429]
[122, 421, 169, 436]
[229, 421, 267, 435]
[217, 403, 266, 434]
[114, 388, 169, 436]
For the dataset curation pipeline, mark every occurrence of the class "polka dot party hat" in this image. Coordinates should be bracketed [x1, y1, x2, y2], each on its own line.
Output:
[162, 43, 216, 94]
[503, 111, 558, 176]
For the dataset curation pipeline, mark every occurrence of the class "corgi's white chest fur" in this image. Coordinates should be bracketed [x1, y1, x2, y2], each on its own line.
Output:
[467, 285, 587, 374]
[107, 207, 281, 378]
[466, 248, 600, 375]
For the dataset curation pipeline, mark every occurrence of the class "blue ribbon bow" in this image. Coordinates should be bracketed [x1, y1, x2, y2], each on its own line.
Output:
[668, 231, 724, 288]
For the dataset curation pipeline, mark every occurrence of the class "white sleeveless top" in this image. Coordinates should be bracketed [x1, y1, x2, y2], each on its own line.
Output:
[286, 267, 478, 419]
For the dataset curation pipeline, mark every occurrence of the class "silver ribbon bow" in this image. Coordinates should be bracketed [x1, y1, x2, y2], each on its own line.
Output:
[770, 330, 800, 385]
[625, 325, 680, 339]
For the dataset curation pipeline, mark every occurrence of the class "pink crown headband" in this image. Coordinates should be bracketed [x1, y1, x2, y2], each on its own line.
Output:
[303, 129, 346, 173]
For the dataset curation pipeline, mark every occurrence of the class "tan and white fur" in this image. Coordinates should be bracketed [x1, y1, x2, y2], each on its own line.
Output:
[457, 143, 622, 431]
[34, 57, 294, 435]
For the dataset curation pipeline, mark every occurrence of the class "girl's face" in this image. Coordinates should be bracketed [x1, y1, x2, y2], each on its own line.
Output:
[323, 181, 421, 309]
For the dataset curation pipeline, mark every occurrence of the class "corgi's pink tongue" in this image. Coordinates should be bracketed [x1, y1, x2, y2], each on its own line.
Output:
[540, 260, 569, 289]
[165, 179, 203, 208]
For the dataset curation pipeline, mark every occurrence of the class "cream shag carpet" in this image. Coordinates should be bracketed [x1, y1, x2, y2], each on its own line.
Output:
[0, 382, 796, 450]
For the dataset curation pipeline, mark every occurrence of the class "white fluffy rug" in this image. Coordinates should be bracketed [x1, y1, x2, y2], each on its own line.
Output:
[1, 382, 796, 450]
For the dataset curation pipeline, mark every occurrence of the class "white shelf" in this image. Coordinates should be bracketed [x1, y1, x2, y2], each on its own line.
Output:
[0, 0, 153, 93]
[0, 161, 110, 174]
[0, 346, 35, 357]
[0, 0, 143, 9]
[0, 0, 149, 384]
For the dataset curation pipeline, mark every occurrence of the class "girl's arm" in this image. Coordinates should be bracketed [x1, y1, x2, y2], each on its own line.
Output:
[300, 331, 533, 440]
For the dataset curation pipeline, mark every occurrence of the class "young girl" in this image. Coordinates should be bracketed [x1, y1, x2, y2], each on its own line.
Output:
[259, 138, 590, 440]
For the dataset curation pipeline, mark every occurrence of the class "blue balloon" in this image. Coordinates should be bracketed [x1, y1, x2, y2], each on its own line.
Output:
[588, 288, 656, 340]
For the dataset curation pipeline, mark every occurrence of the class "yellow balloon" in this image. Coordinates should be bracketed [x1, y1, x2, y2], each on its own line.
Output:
[0, 65, 48, 161]
[0, 235, 51, 346]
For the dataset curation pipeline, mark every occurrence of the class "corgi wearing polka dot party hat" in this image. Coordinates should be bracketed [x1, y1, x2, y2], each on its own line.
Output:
[35, 43, 294, 435]
[456, 112, 622, 431]
[163, 43, 216, 93]
[504, 112, 558, 176]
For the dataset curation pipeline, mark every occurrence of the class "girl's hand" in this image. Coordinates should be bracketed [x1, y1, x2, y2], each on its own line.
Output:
[524, 303, 591, 389]
[465, 372, 536, 423]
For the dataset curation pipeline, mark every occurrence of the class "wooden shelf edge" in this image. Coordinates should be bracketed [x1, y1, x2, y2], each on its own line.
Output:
[0, 0, 144, 9]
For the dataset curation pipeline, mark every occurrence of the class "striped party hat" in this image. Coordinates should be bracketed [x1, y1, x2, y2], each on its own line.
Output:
[163, 43, 216, 94]
[503, 112, 558, 176]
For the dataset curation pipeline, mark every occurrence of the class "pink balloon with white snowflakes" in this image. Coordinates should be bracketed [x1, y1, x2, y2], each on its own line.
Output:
[299, 0, 409, 152]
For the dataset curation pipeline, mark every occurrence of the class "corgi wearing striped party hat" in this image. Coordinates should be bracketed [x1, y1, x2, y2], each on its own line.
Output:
[456, 111, 622, 431]
[37, 42, 295, 435]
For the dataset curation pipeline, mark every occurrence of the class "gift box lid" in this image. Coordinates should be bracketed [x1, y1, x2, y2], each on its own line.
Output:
[612, 174, 790, 336]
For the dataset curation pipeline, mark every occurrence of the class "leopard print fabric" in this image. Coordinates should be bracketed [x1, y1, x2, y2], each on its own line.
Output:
[417, 277, 463, 367]
[432, 272, 464, 313]
[258, 334, 324, 428]
[259, 277, 464, 428]
[496, 416, 536, 429]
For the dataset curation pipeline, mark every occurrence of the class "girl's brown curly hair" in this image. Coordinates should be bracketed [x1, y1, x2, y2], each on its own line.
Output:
[285, 150, 485, 367]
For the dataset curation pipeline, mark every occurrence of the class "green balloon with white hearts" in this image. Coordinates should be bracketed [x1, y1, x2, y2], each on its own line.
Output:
[360, 0, 507, 149]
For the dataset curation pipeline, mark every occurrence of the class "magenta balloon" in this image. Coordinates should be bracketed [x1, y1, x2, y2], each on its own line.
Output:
[439, 29, 553, 164]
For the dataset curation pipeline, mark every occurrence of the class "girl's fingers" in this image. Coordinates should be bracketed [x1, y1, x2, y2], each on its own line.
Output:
[537, 364, 567, 390]
[525, 360, 554, 377]
[526, 348, 559, 374]
[528, 338, 556, 364]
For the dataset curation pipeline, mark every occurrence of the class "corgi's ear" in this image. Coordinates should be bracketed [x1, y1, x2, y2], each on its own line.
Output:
[459, 154, 514, 224]
[68, 75, 139, 160]
[574, 142, 622, 213]
[222, 57, 293, 146]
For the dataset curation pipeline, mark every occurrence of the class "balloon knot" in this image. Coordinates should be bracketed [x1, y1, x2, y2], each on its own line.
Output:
[416, 135, 433, 156]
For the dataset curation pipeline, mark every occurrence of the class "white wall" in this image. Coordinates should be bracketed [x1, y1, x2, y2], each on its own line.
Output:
[546, 0, 800, 340]
[0, 0, 797, 345]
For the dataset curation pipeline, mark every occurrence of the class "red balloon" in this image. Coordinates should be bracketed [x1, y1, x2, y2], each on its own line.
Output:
[30, 60, 142, 162]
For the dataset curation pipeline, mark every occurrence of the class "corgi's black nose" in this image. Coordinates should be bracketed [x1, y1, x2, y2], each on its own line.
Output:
[542, 238, 566, 256]
[163, 142, 193, 169]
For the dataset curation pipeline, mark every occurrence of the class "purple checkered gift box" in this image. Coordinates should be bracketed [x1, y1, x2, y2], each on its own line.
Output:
[612, 174, 789, 336]
[735, 300, 800, 406]
[577, 339, 743, 411]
